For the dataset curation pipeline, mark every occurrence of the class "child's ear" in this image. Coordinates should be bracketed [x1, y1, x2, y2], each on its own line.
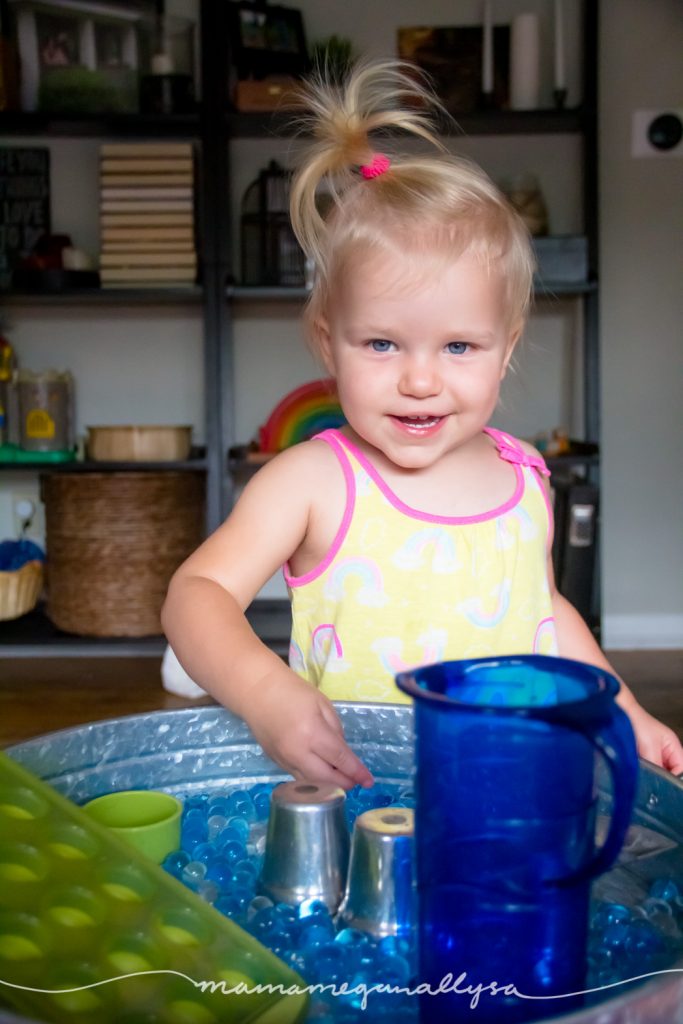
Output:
[313, 316, 335, 374]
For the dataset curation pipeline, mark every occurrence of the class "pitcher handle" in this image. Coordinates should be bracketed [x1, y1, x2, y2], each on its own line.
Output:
[555, 703, 638, 888]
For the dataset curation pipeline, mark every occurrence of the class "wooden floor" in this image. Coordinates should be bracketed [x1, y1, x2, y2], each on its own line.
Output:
[1, 650, 682, 750]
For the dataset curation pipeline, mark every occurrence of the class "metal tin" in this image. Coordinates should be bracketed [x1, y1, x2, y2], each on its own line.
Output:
[337, 806, 415, 938]
[5, 703, 683, 1024]
[259, 780, 349, 911]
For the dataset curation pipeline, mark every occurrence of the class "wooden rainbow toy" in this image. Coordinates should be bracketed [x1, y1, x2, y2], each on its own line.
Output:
[258, 379, 346, 453]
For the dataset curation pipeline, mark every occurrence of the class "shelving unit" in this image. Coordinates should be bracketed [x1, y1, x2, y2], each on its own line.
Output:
[0, 0, 600, 654]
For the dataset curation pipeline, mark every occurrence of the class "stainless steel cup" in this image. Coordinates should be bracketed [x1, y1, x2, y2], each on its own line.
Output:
[259, 781, 350, 912]
[337, 806, 415, 938]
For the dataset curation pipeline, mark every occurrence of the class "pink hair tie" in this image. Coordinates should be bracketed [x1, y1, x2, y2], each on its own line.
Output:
[360, 153, 391, 180]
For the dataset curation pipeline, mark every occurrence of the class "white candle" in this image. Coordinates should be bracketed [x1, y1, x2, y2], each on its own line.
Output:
[554, 0, 566, 91]
[482, 0, 493, 94]
[510, 13, 540, 110]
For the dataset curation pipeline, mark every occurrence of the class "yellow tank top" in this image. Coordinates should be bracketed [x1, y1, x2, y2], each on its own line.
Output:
[285, 428, 558, 704]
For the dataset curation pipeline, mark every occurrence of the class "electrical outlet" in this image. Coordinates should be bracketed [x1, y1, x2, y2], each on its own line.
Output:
[632, 109, 683, 158]
[11, 493, 45, 541]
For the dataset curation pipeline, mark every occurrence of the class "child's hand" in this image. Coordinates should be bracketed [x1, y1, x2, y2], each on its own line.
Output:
[242, 668, 374, 791]
[628, 703, 683, 775]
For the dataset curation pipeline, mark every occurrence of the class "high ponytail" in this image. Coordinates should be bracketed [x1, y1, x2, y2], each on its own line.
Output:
[289, 59, 444, 275]
[289, 59, 535, 348]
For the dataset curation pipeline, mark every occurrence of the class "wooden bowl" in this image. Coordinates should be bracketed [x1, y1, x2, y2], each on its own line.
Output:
[86, 426, 192, 462]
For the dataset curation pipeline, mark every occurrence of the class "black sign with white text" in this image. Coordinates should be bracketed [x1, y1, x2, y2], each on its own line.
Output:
[0, 147, 50, 289]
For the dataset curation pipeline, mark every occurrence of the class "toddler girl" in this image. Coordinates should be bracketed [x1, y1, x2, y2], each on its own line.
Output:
[162, 61, 683, 786]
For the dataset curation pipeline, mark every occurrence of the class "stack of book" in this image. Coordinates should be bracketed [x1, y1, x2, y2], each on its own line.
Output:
[99, 143, 197, 289]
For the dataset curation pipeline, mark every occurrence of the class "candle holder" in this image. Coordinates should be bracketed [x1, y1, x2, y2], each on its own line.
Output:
[554, 87, 568, 110]
[479, 90, 496, 110]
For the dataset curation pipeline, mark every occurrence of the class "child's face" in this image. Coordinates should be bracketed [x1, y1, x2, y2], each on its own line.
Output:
[316, 248, 520, 470]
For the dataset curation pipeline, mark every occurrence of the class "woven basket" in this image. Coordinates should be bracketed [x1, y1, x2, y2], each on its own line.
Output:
[41, 472, 205, 637]
[0, 560, 44, 621]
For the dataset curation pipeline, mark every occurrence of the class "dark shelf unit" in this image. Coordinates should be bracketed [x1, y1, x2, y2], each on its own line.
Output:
[1, 0, 601, 653]
[2, 287, 203, 306]
[0, 600, 291, 658]
[0, 456, 208, 474]
[0, 111, 200, 138]
[227, 107, 587, 139]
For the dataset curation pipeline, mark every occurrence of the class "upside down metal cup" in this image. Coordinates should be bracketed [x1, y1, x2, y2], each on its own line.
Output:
[259, 781, 350, 912]
[336, 807, 415, 938]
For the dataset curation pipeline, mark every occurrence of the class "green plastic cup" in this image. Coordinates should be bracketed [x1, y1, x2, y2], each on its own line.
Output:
[83, 791, 182, 864]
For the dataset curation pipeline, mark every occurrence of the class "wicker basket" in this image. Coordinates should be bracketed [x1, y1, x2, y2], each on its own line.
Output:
[41, 472, 205, 637]
[0, 560, 43, 621]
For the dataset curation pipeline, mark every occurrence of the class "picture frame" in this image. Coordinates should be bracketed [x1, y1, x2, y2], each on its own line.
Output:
[228, 2, 308, 81]
[398, 25, 510, 114]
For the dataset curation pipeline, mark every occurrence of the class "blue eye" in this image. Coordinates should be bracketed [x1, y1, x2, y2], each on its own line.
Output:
[446, 341, 469, 355]
[369, 339, 394, 352]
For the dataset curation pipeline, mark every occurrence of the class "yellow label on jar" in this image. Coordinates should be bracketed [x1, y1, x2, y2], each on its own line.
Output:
[25, 409, 55, 439]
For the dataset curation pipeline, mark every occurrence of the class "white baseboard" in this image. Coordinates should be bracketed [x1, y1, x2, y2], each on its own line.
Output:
[603, 614, 683, 650]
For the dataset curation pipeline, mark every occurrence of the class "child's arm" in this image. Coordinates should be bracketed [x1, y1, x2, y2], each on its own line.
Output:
[161, 445, 373, 790]
[551, 591, 683, 772]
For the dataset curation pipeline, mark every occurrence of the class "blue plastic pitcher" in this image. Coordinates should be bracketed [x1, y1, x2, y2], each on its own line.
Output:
[395, 655, 638, 1024]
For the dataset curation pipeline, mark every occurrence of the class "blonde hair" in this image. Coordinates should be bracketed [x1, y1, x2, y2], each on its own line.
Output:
[289, 59, 535, 351]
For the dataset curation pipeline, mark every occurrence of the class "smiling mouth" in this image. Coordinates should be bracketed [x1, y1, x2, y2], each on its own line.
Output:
[394, 415, 443, 429]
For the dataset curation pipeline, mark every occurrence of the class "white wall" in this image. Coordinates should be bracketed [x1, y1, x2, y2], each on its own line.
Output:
[599, 0, 683, 648]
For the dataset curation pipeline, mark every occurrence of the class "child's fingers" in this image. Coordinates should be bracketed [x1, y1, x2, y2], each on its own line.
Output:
[313, 730, 374, 789]
[293, 757, 363, 792]
[319, 698, 346, 737]
[661, 736, 683, 776]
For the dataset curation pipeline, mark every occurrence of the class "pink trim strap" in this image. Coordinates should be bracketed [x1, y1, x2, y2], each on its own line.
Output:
[360, 154, 391, 179]
[283, 429, 356, 587]
[484, 427, 551, 478]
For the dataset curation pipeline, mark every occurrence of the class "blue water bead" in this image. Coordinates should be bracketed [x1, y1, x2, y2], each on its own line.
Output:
[274, 903, 299, 928]
[191, 841, 218, 867]
[378, 934, 413, 961]
[247, 819, 268, 854]
[180, 860, 207, 889]
[603, 919, 631, 950]
[367, 783, 396, 809]
[300, 921, 336, 951]
[230, 869, 256, 894]
[378, 953, 411, 987]
[253, 790, 272, 820]
[334, 927, 370, 970]
[181, 817, 208, 847]
[225, 815, 250, 843]
[624, 919, 665, 959]
[232, 858, 258, 882]
[215, 893, 247, 921]
[207, 796, 232, 817]
[265, 926, 296, 958]
[183, 794, 209, 811]
[649, 878, 681, 904]
[162, 850, 191, 878]
[590, 902, 632, 931]
[205, 857, 234, 889]
[249, 905, 281, 938]
[207, 814, 229, 840]
[305, 941, 349, 986]
[183, 806, 208, 825]
[214, 826, 245, 852]
[298, 898, 333, 921]
[247, 895, 274, 920]
[197, 880, 220, 904]
[227, 790, 257, 822]
[217, 839, 247, 866]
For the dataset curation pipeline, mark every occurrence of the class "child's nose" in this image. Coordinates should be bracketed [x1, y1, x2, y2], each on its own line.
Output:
[398, 356, 442, 398]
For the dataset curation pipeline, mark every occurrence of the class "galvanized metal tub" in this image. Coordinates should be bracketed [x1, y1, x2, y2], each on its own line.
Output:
[4, 702, 683, 1024]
